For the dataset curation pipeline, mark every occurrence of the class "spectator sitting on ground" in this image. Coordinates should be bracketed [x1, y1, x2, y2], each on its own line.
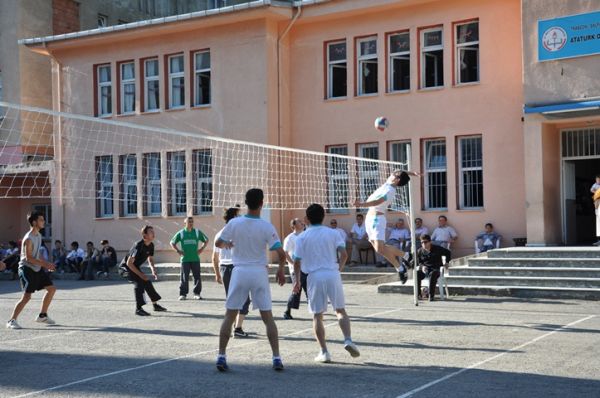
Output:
[475, 223, 502, 253]
[98, 240, 117, 278]
[414, 218, 429, 250]
[431, 216, 458, 250]
[80, 241, 101, 280]
[3, 241, 20, 274]
[52, 240, 67, 273]
[66, 241, 85, 273]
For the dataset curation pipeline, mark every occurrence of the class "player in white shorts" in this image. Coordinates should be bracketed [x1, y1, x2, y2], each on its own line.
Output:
[293, 203, 360, 363]
[354, 170, 419, 283]
[214, 188, 287, 372]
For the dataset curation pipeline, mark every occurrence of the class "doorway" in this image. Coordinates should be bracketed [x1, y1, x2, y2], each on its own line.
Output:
[563, 158, 600, 245]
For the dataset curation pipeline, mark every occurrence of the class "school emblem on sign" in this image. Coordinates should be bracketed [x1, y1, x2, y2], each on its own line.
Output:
[542, 27, 567, 52]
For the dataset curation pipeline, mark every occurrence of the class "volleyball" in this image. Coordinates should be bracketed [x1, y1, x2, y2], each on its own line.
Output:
[374, 116, 389, 132]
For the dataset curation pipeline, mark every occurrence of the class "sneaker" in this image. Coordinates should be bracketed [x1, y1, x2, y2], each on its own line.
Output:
[6, 319, 22, 329]
[399, 270, 408, 284]
[216, 356, 229, 372]
[35, 315, 55, 325]
[283, 311, 293, 320]
[344, 342, 360, 358]
[135, 308, 151, 316]
[178, 295, 187, 301]
[272, 358, 284, 371]
[193, 295, 203, 300]
[153, 304, 167, 312]
[314, 351, 332, 363]
[234, 328, 249, 338]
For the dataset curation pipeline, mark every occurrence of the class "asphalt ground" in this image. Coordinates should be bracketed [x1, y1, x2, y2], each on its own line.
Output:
[0, 279, 599, 398]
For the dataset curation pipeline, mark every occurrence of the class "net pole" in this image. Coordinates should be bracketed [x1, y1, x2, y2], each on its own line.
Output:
[406, 143, 419, 306]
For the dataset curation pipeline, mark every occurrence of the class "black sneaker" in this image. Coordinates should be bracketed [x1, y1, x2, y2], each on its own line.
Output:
[399, 271, 408, 284]
[135, 308, 150, 316]
[283, 311, 293, 320]
[153, 304, 167, 312]
[272, 358, 284, 371]
[234, 328, 249, 338]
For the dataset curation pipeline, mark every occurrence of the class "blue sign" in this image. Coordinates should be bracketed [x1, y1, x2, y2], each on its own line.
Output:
[538, 10, 600, 61]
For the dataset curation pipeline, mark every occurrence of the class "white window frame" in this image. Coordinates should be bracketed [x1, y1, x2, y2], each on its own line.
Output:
[97, 65, 112, 117]
[327, 145, 349, 213]
[144, 59, 160, 112]
[168, 54, 185, 109]
[122, 154, 137, 217]
[193, 50, 211, 107]
[357, 143, 380, 204]
[170, 151, 186, 216]
[97, 14, 108, 28]
[388, 32, 410, 93]
[98, 156, 114, 218]
[388, 140, 411, 211]
[458, 135, 483, 209]
[327, 40, 347, 99]
[424, 139, 447, 210]
[420, 27, 444, 89]
[120, 62, 136, 115]
[357, 36, 378, 96]
[194, 149, 213, 215]
[145, 153, 162, 216]
[455, 21, 480, 85]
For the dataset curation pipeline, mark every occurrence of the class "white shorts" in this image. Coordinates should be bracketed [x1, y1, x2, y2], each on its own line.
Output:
[366, 213, 387, 241]
[226, 266, 272, 311]
[307, 269, 345, 314]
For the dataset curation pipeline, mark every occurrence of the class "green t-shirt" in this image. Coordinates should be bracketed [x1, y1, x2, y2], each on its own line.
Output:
[171, 228, 209, 262]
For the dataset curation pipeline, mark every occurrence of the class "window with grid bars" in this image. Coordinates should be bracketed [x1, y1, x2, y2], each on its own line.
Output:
[194, 149, 213, 215]
[327, 145, 349, 212]
[169, 151, 186, 216]
[120, 154, 137, 216]
[388, 141, 411, 211]
[424, 139, 447, 209]
[357, 143, 380, 205]
[144, 153, 161, 216]
[458, 136, 483, 209]
[96, 156, 114, 217]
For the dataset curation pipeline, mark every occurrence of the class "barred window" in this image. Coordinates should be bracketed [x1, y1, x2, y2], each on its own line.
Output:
[143, 153, 161, 216]
[194, 149, 213, 215]
[96, 156, 114, 217]
[424, 139, 447, 209]
[388, 141, 411, 211]
[326, 145, 349, 212]
[120, 154, 137, 217]
[357, 143, 380, 205]
[458, 136, 483, 208]
[168, 151, 186, 216]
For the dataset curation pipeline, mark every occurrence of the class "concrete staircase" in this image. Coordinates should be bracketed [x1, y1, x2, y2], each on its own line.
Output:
[378, 247, 600, 300]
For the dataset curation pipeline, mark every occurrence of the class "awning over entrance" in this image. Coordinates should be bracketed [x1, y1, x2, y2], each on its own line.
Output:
[524, 99, 600, 119]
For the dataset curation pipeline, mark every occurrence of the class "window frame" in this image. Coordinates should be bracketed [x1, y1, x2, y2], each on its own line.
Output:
[457, 135, 484, 209]
[193, 149, 213, 215]
[387, 140, 411, 212]
[422, 138, 448, 210]
[118, 61, 136, 115]
[191, 49, 211, 107]
[96, 155, 114, 218]
[356, 142, 380, 208]
[119, 154, 138, 217]
[325, 39, 348, 99]
[143, 152, 162, 217]
[141, 57, 160, 112]
[386, 30, 411, 93]
[325, 144, 349, 213]
[95, 64, 112, 117]
[168, 151, 187, 216]
[454, 19, 480, 85]
[166, 53, 185, 110]
[419, 26, 444, 89]
[355, 35, 379, 96]
[97, 14, 108, 28]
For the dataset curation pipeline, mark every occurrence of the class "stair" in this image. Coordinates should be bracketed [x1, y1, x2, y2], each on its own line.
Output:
[378, 247, 600, 300]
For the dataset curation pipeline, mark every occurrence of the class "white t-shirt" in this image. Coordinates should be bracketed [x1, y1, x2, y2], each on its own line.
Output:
[389, 227, 411, 241]
[332, 227, 348, 243]
[351, 223, 366, 239]
[431, 226, 458, 243]
[293, 225, 346, 274]
[283, 232, 301, 270]
[367, 183, 396, 213]
[591, 183, 600, 193]
[214, 228, 233, 265]
[217, 215, 281, 267]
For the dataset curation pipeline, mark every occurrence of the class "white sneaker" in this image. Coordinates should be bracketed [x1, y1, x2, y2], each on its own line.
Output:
[344, 342, 360, 358]
[6, 319, 22, 329]
[35, 315, 56, 325]
[178, 295, 187, 301]
[193, 295, 202, 300]
[314, 351, 332, 363]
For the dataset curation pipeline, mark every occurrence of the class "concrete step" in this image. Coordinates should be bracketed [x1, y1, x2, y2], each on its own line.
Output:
[449, 266, 600, 278]
[468, 258, 600, 268]
[488, 247, 600, 259]
[445, 275, 600, 289]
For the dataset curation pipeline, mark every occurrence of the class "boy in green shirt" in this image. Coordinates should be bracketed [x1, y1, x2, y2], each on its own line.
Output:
[170, 217, 209, 300]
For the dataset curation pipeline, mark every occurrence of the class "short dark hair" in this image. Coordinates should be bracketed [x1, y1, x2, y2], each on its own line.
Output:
[141, 225, 153, 235]
[420, 234, 431, 242]
[356, 214, 364, 219]
[71, 241, 79, 248]
[86, 241, 93, 246]
[245, 188, 264, 210]
[100, 239, 109, 245]
[290, 218, 302, 228]
[55, 240, 62, 244]
[392, 170, 410, 187]
[223, 206, 240, 223]
[306, 203, 325, 225]
[438, 215, 448, 221]
[27, 211, 44, 226]
[415, 218, 423, 222]
[485, 223, 493, 229]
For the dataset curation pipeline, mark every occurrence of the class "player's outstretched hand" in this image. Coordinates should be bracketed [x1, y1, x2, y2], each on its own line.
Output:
[276, 269, 286, 286]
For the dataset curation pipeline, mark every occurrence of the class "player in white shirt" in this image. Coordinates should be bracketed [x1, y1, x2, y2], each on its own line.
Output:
[354, 170, 420, 282]
[293, 204, 359, 363]
[214, 189, 287, 372]
[283, 218, 306, 320]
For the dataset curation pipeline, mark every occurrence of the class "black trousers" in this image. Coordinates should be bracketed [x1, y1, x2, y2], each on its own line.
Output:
[220, 264, 250, 315]
[129, 271, 162, 308]
[417, 268, 441, 298]
[287, 272, 308, 311]
[180, 261, 201, 296]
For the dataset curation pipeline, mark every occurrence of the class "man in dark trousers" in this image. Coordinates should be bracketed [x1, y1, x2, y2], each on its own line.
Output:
[125, 225, 167, 316]
[416, 234, 451, 302]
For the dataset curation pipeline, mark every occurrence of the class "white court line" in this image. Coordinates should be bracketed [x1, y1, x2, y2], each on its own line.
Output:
[11, 307, 404, 398]
[395, 315, 596, 398]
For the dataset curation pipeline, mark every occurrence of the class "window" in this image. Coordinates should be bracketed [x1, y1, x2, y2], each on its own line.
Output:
[455, 21, 479, 84]
[209, 0, 227, 9]
[458, 136, 483, 209]
[388, 32, 410, 92]
[120, 62, 135, 114]
[168, 151, 186, 216]
[168, 54, 185, 109]
[420, 27, 444, 88]
[143, 153, 162, 216]
[96, 156, 114, 217]
[357, 36, 378, 95]
[97, 14, 108, 28]
[423, 139, 447, 209]
[143, 59, 160, 111]
[326, 41, 347, 99]
[388, 141, 411, 211]
[97, 65, 112, 116]
[120, 154, 137, 217]
[326, 145, 349, 212]
[193, 51, 211, 106]
[357, 143, 380, 205]
[193, 149, 213, 214]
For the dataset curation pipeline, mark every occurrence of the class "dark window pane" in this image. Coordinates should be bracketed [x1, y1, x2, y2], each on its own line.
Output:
[392, 56, 410, 91]
[457, 22, 479, 44]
